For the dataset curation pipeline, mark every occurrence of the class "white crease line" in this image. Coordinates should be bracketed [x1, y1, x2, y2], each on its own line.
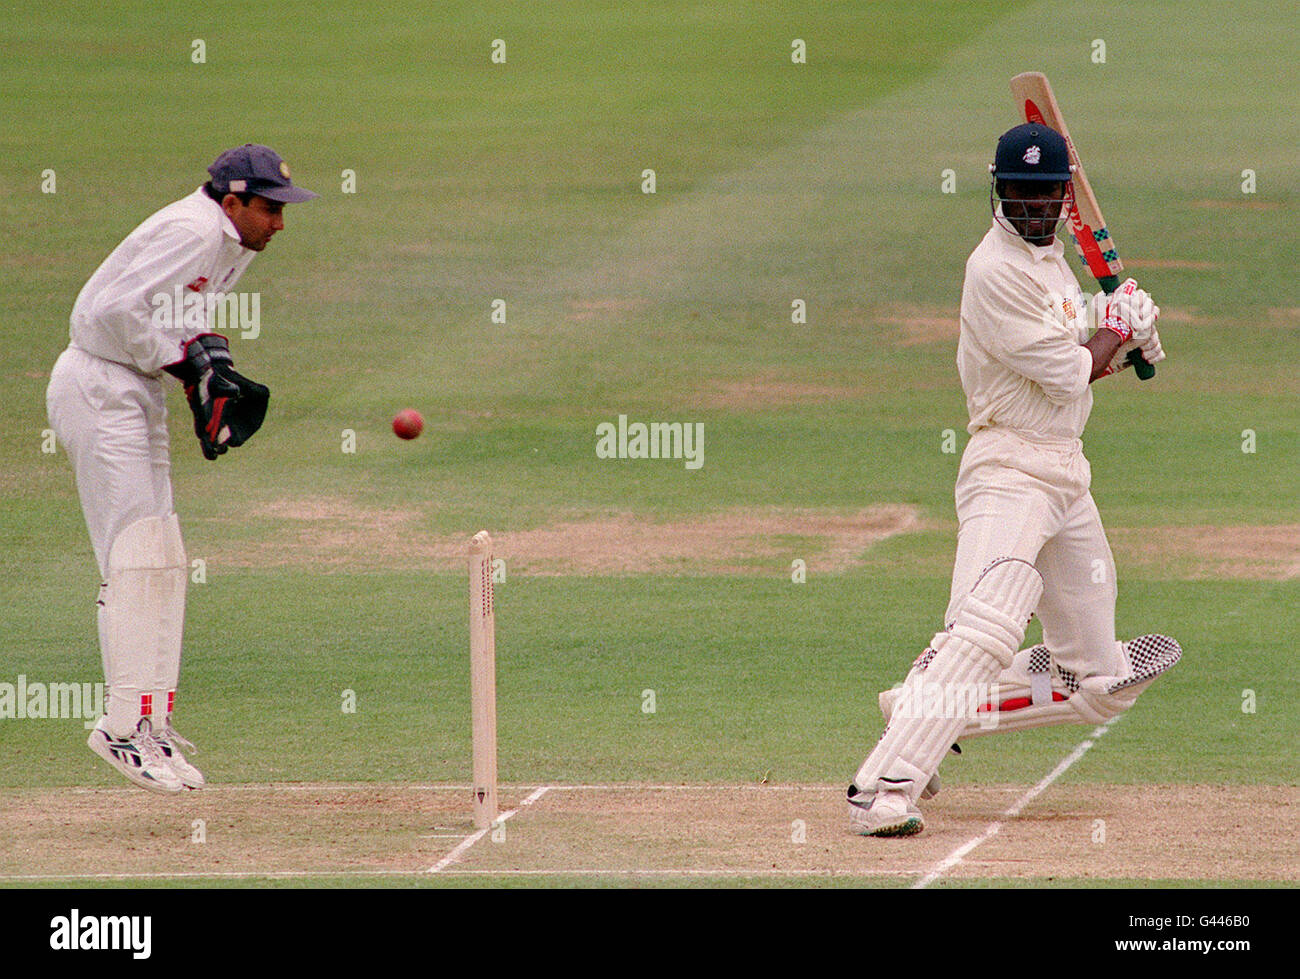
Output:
[432, 868, 920, 877]
[0, 866, 918, 882]
[426, 786, 552, 873]
[525, 784, 846, 791]
[0, 869, 432, 881]
[911, 719, 1119, 889]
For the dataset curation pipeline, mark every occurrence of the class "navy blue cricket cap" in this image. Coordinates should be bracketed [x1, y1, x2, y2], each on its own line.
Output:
[992, 123, 1073, 181]
[207, 144, 318, 203]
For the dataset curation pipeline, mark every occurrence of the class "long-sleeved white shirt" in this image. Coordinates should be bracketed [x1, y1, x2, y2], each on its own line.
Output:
[68, 188, 256, 375]
[957, 220, 1094, 440]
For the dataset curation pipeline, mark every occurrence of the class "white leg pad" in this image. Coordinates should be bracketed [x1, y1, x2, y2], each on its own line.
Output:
[880, 641, 1066, 726]
[853, 558, 1043, 803]
[98, 514, 186, 735]
[884, 635, 1183, 740]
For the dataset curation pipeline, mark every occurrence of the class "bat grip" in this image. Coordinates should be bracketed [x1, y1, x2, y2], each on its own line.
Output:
[1127, 349, 1155, 379]
[1099, 275, 1155, 381]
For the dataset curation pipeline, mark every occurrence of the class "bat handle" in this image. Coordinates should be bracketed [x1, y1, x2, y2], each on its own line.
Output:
[1127, 349, 1155, 379]
[1099, 275, 1155, 381]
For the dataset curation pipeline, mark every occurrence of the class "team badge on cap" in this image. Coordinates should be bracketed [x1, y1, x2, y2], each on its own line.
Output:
[207, 144, 318, 203]
[1023, 145, 1042, 165]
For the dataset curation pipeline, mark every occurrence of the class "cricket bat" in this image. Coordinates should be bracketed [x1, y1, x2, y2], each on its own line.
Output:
[1009, 71, 1155, 379]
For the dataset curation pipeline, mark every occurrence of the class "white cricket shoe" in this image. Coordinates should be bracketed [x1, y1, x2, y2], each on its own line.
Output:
[155, 722, 206, 790]
[88, 717, 185, 794]
[848, 785, 925, 837]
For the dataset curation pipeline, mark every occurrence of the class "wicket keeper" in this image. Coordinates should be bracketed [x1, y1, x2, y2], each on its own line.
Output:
[46, 145, 317, 793]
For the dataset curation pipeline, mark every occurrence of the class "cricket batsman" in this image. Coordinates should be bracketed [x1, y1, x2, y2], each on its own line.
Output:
[46, 145, 317, 793]
[846, 123, 1181, 836]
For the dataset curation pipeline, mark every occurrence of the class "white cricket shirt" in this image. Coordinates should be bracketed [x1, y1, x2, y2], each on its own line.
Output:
[68, 188, 256, 375]
[957, 219, 1094, 440]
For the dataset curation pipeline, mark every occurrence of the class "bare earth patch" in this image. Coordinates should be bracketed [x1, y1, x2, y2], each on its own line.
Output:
[1190, 199, 1283, 211]
[213, 500, 1297, 580]
[954, 784, 1297, 883]
[229, 496, 424, 569]
[1156, 308, 1212, 325]
[1124, 258, 1215, 271]
[491, 505, 921, 575]
[565, 297, 648, 322]
[828, 303, 958, 348]
[1113, 524, 1300, 580]
[457, 785, 1295, 883]
[699, 376, 866, 410]
[0, 786, 503, 878]
[210, 500, 921, 575]
[3, 783, 1291, 883]
[876, 303, 959, 347]
[1266, 307, 1300, 327]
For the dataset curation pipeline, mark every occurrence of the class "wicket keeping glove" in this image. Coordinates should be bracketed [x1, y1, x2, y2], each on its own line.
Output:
[164, 334, 270, 460]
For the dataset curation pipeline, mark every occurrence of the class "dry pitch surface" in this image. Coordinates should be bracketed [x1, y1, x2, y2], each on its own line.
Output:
[2, 781, 1294, 886]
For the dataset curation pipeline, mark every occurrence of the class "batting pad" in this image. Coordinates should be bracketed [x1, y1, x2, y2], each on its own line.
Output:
[98, 514, 187, 736]
[853, 558, 1043, 803]
[880, 635, 1182, 739]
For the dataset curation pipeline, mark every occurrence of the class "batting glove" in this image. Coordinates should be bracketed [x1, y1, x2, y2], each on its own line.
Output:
[1107, 277, 1160, 343]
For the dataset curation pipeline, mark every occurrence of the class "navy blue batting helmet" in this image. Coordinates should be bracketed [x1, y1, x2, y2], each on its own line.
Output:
[992, 123, 1072, 181]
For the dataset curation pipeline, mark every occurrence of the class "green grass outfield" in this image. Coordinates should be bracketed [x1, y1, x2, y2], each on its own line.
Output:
[4, 575, 1291, 787]
[1, 0, 1296, 889]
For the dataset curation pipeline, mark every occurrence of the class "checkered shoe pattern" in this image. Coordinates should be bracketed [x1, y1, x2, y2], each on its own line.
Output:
[1109, 634, 1182, 693]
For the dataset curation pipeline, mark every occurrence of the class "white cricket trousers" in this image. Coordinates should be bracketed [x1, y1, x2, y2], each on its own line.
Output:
[46, 346, 175, 577]
[948, 427, 1124, 680]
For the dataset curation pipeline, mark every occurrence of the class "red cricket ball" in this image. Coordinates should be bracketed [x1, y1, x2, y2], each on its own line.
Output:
[392, 409, 423, 440]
